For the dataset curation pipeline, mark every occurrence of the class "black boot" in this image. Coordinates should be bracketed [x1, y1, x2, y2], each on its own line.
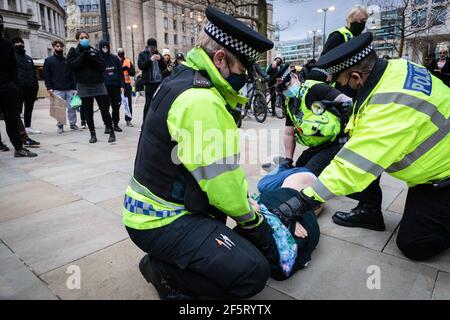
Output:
[104, 127, 111, 134]
[108, 132, 116, 143]
[139, 254, 196, 300]
[332, 203, 385, 231]
[89, 131, 97, 143]
[113, 124, 123, 132]
[14, 148, 37, 157]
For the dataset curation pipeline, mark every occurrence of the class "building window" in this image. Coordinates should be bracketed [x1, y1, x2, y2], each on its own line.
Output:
[162, 1, 167, 13]
[165, 33, 169, 45]
[174, 34, 178, 45]
[173, 20, 177, 30]
[163, 17, 168, 30]
[181, 7, 185, 17]
[414, 0, 427, 5]
[173, 4, 177, 16]
[411, 9, 427, 27]
[183, 36, 187, 45]
[182, 21, 186, 32]
[431, 6, 447, 25]
[191, 37, 195, 46]
[7, 0, 17, 11]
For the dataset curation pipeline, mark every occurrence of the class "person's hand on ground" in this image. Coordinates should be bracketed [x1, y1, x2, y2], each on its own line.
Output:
[294, 222, 308, 238]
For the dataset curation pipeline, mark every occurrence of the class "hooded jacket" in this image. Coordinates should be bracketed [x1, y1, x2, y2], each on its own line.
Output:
[44, 53, 76, 91]
[99, 40, 125, 88]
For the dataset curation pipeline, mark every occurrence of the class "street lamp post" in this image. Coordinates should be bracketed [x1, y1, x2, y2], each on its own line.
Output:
[127, 24, 138, 68]
[100, 0, 109, 42]
[317, 6, 335, 47]
[309, 29, 321, 59]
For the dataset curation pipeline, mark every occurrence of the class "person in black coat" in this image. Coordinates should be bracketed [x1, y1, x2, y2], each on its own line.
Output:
[0, 15, 37, 157]
[99, 39, 125, 132]
[427, 48, 450, 87]
[12, 37, 40, 134]
[138, 38, 166, 120]
[67, 31, 116, 144]
[44, 40, 79, 133]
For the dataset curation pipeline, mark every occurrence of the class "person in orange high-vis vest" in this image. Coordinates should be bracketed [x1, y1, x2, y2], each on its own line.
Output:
[117, 48, 135, 127]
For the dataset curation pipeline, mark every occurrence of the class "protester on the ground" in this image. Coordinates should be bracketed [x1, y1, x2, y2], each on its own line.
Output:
[0, 15, 37, 157]
[99, 40, 125, 133]
[117, 48, 135, 127]
[44, 40, 79, 134]
[138, 38, 166, 120]
[67, 31, 116, 144]
[12, 37, 41, 135]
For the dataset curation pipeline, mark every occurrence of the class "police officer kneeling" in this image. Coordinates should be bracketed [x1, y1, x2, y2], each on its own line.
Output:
[123, 6, 277, 299]
[279, 33, 450, 261]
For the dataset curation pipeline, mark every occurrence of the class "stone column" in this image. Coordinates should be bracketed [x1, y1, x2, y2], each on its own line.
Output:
[50, 9, 56, 34]
[3, 0, 8, 11]
[35, 2, 41, 24]
[44, 6, 50, 32]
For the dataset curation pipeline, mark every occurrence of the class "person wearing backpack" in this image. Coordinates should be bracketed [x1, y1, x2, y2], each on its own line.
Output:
[117, 48, 135, 127]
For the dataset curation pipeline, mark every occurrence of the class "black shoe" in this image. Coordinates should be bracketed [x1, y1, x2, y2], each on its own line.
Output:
[23, 138, 40, 148]
[108, 133, 116, 143]
[139, 254, 196, 300]
[332, 203, 385, 231]
[0, 141, 9, 152]
[89, 132, 97, 143]
[113, 125, 123, 132]
[14, 148, 37, 157]
[104, 128, 112, 134]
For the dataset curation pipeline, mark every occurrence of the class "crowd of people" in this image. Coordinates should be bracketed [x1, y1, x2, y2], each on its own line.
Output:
[0, 19, 186, 155]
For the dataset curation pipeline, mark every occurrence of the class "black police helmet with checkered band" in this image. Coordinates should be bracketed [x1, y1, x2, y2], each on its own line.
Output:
[316, 32, 374, 79]
[204, 6, 273, 70]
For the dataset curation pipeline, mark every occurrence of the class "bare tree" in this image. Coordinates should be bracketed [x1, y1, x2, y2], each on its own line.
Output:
[365, 0, 449, 57]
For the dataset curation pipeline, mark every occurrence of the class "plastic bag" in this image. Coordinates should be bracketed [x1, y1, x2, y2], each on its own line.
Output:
[70, 94, 82, 109]
[122, 95, 131, 118]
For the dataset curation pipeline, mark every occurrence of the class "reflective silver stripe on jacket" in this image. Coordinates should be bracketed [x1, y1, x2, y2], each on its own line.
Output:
[233, 202, 256, 223]
[370, 92, 449, 173]
[312, 179, 336, 201]
[337, 147, 384, 177]
[190, 154, 240, 181]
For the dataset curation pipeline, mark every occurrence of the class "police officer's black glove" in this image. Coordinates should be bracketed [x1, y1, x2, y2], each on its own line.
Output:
[272, 191, 321, 233]
[279, 157, 293, 168]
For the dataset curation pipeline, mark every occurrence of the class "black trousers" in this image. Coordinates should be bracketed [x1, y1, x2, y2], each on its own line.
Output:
[126, 214, 270, 299]
[17, 85, 38, 128]
[0, 84, 22, 151]
[295, 139, 383, 209]
[124, 84, 133, 122]
[143, 83, 160, 121]
[396, 182, 450, 261]
[80, 95, 112, 132]
[106, 85, 121, 125]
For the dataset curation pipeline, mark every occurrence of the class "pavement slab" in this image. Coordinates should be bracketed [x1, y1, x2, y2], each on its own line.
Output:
[40, 239, 159, 300]
[267, 235, 437, 300]
[0, 200, 128, 275]
[60, 171, 130, 204]
[0, 180, 80, 223]
[383, 230, 450, 273]
[0, 166, 36, 188]
[432, 272, 450, 300]
[318, 197, 401, 252]
[0, 243, 57, 300]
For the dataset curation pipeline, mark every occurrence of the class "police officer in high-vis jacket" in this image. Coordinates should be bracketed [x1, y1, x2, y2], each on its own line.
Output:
[123, 6, 276, 300]
[276, 33, 450, 262]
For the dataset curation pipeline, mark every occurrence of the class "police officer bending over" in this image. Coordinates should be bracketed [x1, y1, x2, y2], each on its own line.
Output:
[278, 33, 450, 261]
[123, 6, 276, 299]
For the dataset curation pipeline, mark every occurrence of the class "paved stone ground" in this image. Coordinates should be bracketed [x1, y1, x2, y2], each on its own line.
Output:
[0, 98, 449, 300]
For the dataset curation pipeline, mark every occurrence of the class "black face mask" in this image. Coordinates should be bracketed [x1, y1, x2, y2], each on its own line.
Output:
[349, 21, 366, 36]
[226, 73, 247, 92]
[118, 53, 124, 58]
[55, 49, 64, 56]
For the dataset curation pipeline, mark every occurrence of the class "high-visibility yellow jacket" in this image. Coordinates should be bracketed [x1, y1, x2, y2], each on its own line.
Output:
[335, 27, 354, 43]
[303, 59, 450, 202]
[123, 47, 260, 230]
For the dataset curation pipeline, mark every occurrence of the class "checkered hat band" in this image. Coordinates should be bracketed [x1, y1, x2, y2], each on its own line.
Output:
[325, 45, 374, 75]
[204, 22, 260, 63]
